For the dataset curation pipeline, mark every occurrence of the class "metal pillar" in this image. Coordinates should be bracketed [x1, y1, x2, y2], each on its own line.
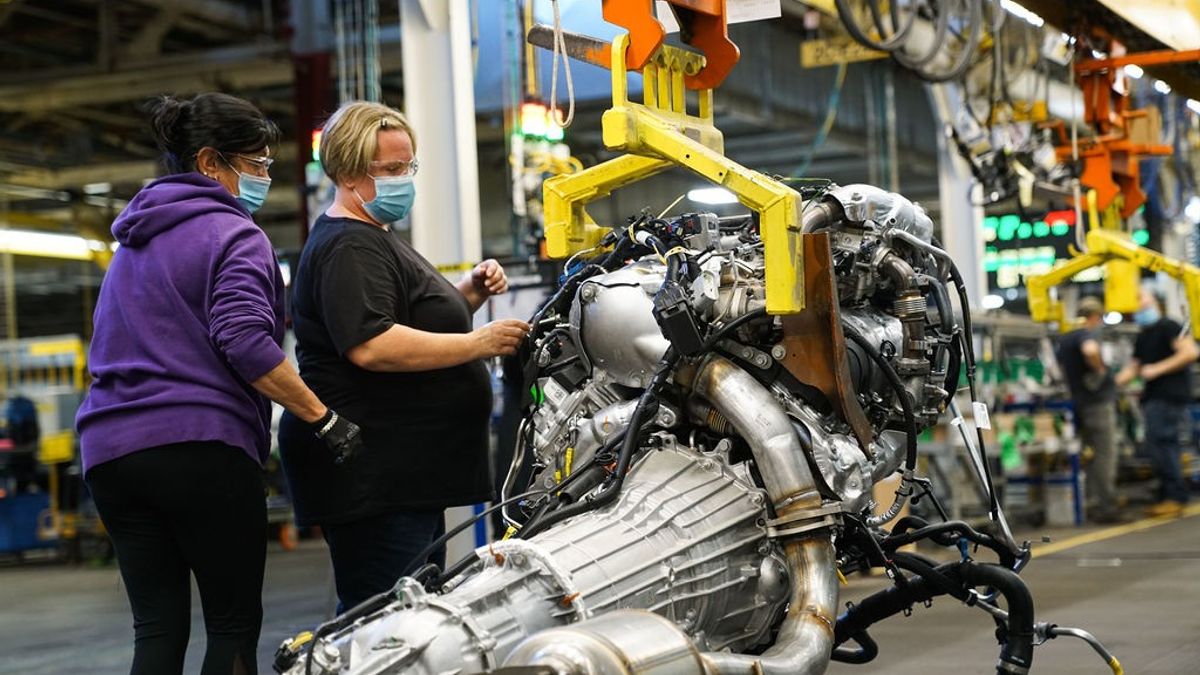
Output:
[400, 0, 483, 269]
[928, 82, 985, 306]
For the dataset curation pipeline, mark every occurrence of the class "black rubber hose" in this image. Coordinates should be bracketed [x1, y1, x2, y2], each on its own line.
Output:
[835, 558, 1033, 675]
[962, 563, 1036, 674]
[939, 249, 1004, 520]
[883, 519, 1016, 567]
[704, 307, 768, 350]
[835, 0, 918, 52]
[842, 326, 918, 472]
[401, 488, 550, 577]
[304, 590, 399, 674]
[835, 565, 947, 645]
[831, 630, 879, 664]
[911, 0, 985, 83]
[893, 0, 950, 69]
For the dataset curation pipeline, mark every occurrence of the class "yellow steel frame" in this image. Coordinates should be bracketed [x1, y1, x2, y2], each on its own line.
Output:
[1027, 228, 1200, 335]
[543, 34, 806, 314]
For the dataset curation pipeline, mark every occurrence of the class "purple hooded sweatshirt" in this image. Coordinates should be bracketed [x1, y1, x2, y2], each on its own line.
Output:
[76, 173, 286, 473]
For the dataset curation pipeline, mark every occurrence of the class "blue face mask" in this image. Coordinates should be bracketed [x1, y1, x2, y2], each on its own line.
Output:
[1134, 306, 1161, 327]
[358, 175, 415, 224]
[235, 173, 271, 214]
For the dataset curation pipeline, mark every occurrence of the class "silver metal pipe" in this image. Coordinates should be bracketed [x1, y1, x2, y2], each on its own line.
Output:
[693, 355, 821, 513]
[886, 227, 952, 277]
[500, 418, 530, 528]
[700, 535, 839, 675]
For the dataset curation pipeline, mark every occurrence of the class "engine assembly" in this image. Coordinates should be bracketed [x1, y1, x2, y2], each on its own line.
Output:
[277, 184, 1118, 675]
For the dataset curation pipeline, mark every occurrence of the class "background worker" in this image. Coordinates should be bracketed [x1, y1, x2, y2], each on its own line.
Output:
[1057, 296, 1123, 523]
[1117, 288, 1199, 517]
[278, 101, 529, 613]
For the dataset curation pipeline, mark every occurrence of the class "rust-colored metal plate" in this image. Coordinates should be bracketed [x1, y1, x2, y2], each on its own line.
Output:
[780, 232, 874, 456]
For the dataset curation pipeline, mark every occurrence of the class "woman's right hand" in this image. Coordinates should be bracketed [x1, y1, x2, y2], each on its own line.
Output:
[471, 319, 530, 358]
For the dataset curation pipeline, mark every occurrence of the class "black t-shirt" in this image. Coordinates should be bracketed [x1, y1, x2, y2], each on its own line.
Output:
[1134, 318, 1193, 404]
[278, 215, 493, 525]
[1057, 328, 1115, 406]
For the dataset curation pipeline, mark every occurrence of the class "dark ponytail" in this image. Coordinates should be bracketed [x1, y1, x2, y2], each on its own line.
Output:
[145, 93, 281, 175]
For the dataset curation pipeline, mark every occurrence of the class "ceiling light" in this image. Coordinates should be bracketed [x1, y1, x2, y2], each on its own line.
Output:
[1123, 64, 1143, 79]
[1104, 311, 1122, 325]
[981, 294, 1004, 310]
[82, 182, 112, 195]
[1154, 80, 1172, 94]
[687, 187, 738, 205]
[1188, 99, 1200, 115]
[0, 229, 104, 261]
[1187, 195, 1200, 222]
[999, 0, 1044, 27]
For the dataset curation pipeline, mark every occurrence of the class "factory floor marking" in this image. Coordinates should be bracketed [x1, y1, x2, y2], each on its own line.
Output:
[1031, 503, 1200, 558]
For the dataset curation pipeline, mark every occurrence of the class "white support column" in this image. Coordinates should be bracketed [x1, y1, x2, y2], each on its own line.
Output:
[399, 0, 488, 560]
[928, 82, 986, 307]
[400, 0, 482, 268]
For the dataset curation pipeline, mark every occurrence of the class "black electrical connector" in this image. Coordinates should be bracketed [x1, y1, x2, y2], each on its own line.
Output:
[653, 281, 705, 356]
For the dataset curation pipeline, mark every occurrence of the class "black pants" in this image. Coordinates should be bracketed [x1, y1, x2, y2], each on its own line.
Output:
[87, 441, 266, 675]
[321, 509, 445, 614]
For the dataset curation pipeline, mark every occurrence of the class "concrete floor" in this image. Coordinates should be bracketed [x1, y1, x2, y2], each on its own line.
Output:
[1, 512, 1198, 674]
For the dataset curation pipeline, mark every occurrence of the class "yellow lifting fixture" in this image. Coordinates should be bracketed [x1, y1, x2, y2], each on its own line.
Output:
[540, 31, 807, 314]
[1026, 191, 1200, 335]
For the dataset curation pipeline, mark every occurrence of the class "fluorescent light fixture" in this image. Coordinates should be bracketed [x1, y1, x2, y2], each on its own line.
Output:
[1155, 80, 1172, 94]
[1123, 64, 1143, 79]
[687, 187, 738, 205]
[0, 229, 111, 262]
[82, 182, 112, 195]
[1188, 99, 1200, 115]
[1104, 311, 1122, 325]
[981, 294, 1005, 310]
[999, 0, 1043, 27]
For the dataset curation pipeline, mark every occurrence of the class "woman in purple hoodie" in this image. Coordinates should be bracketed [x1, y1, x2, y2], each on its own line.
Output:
[76, 93, 362, 675]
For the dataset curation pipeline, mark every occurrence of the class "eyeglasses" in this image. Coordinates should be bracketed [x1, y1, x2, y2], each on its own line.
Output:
[369, 159, 419, 177]
[223, 152, 275, 173]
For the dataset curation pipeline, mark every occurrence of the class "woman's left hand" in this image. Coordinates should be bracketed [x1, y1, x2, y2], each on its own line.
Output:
[472, 259, 509, 297]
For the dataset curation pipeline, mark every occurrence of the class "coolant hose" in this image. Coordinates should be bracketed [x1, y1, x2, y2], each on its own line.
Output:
[834, 559, 1035, 675]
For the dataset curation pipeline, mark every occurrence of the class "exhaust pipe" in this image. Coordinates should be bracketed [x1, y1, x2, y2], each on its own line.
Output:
[693, 356, 838, 675]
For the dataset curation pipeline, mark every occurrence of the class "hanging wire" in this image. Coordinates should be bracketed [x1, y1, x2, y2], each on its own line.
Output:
[790, 60, 848, 178]
[549, 0, 576, 128]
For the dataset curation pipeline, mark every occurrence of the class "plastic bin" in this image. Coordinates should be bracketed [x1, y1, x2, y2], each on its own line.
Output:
[0, 493, 56, 554]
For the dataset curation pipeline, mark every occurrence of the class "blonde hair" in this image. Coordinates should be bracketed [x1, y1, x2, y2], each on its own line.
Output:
[319, 101, 416, 184]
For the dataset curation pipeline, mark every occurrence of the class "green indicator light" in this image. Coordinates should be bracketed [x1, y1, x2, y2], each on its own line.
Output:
[1051, 222, 1069, 236]
[1033, 221, 1050, 237]
[983, 216, 999, 229]
[998, 214, 1020, 241]
[530, 385, 545, 405]
[1017, 222, 1033, 238]
[1133, 230, 1150, 245]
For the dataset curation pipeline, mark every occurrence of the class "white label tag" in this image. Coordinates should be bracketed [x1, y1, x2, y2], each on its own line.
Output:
[973, 401, 992, 430]
[542, 377, 569, 407]
[655, 0, 782, 33]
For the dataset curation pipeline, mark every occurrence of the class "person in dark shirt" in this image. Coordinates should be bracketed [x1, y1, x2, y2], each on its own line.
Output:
[1116, 288, 1198, 517]
[1056, 297, 1122, 523]
[278, 101, 530, 613]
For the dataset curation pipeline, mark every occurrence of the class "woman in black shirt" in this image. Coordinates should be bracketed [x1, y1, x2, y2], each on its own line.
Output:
[278, 101, 529, 612]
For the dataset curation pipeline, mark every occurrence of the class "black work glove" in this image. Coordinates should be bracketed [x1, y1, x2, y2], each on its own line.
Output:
[311, 409, 362, 465]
